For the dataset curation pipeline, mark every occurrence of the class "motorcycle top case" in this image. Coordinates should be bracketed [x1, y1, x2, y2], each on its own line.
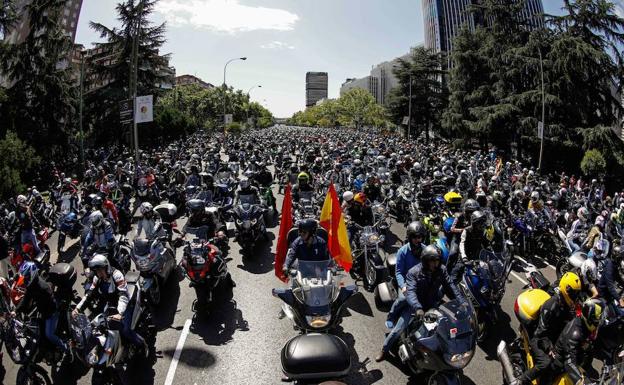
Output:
[514, 289, 550, 325]
[48, 263, 77, 289]
[281, 333, 351, 380]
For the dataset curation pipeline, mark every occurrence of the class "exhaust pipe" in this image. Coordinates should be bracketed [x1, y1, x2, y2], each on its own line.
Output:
[497, 341, 515, 384]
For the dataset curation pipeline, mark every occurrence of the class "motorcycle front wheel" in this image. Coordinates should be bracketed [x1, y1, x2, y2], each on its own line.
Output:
[149, 278, 161, 305]
[17, 365, 52, 385]
[364, 257, 380, 291]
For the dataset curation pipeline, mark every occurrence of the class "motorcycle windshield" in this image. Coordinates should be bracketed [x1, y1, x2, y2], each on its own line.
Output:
[478, 249, 507, 291]
[239, 194, 258, 205]
[435, 300, 476, 357]
[299, 191, 314, 202]
[185, 225, 211, 240]
[295, 260, 334, 314]
[217, 171, 232, 181]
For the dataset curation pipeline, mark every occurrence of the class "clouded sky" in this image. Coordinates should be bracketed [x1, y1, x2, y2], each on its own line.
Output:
[74, 0, 601, 118]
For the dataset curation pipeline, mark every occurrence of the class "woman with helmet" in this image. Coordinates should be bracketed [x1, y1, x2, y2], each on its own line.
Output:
[376, 245, 463, 362]
[74, 255, 148, 354]
[14, 261, 67, 352]
[578, 259, 599, 299]
[566, 207, 590, 252]
[512, 272, 582, 385]
[281, 219, 332, 278]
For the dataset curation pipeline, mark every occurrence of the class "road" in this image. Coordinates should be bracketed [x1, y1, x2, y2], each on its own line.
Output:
[1, 182, 560, 385]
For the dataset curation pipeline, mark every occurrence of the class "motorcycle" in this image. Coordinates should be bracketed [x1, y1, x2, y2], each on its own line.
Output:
[130, 232, 176, 306]
[259, 184, 277, 220]
[229, 201, 267, 253]
[396, 299, 477, 384]
[461, 242, 515, 342]
[350, 222, 387, 291]
[272, 259, 357, 332]
[57, 210, 87, 254]
[179, 227, 233, 315]
[9, 227, 51, 276]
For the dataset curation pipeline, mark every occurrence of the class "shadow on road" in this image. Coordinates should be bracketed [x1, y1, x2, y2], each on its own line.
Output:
[478, 310, 517, 361]
[190, 287, 249, 346]
[124, 358, 157, 385]
[57, 241, 81, 264]
[346, 292, 374, 318]
[334, 326, 384, 385]
[153, 277, 181, 332]
[236, 232, 275, 274]
[161, 346, 217, 369]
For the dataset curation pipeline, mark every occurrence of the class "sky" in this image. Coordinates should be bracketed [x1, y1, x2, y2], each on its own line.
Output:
[74, 0, 614, 118]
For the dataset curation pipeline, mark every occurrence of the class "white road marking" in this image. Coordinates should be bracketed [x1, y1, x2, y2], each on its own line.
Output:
[510, 271, 528, 285]
[514, 255, 556, 271]
[164, 318, 192, 385]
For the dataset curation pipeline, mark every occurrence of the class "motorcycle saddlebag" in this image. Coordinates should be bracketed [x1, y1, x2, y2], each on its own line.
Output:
[514, 289, 550, 326]
[375, 281, 398, 310]
[281, 333, 351, 381]
[48, 263, 77, 289]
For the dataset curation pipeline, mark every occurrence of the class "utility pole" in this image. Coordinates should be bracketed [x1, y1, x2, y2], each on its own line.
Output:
[79, 51, 85, 177]
[129, 0, 144, 164]
[407, 75, 413, 140]
[538, 47, 545, 173]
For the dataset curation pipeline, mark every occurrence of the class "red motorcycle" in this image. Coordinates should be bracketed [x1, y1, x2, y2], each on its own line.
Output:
[9, 227, 51, 277]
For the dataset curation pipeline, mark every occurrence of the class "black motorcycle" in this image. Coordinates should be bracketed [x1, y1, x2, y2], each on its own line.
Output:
[229, 202, 267, 253]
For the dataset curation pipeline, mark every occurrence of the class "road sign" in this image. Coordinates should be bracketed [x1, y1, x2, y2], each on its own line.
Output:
[135, 95, 154, 123]
[537, 121, 544, 139]
[225, 114, 233, 125]
[402, 116, 410, 125]
[119, 99, 133, 122]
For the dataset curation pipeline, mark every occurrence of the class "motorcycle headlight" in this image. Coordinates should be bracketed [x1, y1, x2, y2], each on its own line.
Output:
[305, 314, 331, 328]
[446, 350, 474, 369]
[366, 234, 380, 244]
[251, 218, 257, 226]
[236, 219, 243, 226]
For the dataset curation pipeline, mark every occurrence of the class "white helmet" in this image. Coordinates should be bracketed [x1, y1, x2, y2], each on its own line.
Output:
[343, 191, 354, 202]
[16, 195, 27, 205]
[530, 191, 540, 202]
[580, 259, 597, 282]
[594, 215, 605, 227]
[239, 177, 250, 189]
[88, 253, 110, 273]
[90, 210, 104, 227]
[577, 207, 589, 222]
[140, 202, 154, 215]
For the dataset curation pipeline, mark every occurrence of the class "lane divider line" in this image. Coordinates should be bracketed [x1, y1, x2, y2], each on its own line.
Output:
[510, 271, 528, 286]
[164, 318, 192, 385]
[514, 255, 556, 271]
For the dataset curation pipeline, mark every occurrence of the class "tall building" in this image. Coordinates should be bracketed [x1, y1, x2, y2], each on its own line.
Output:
[306, 72, 328, 108]
[422, 0, 544, 67]
[3, 0, 83, 44]
[175, 74, 214, 89]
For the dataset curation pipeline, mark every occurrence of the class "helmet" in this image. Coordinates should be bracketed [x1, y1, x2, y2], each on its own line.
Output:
[17, 261, 38, 287]
[16, 195, 27, 205]
[90, 211, 104, 228]
[239, 178, 250, 190]
[88, 254, 110, 272]
[354, 192, 367, 204]
[421, 245, 441, 264]
[92, 196, 103, 207]
[406, 221, 426, 239]
[514, 190, 525, 200]
[140, 202, 153, 215]
[413, 162, 421, 171]
[577, 207, 589, 222]
[470, 210, 487, 227]
[580, 299, 603, 333]
[353, 159, 362, 166]
[298, 218, 317, 234]
[580, 259, 597, 283]
[530, 191, 540, 202]
[343, 191, 354, 202]
[559, 272, 582, 307]
[463, 199, 480, 215]
[433, 170, 443, 180]
[594, 215, 605, 227]
[297, 172, 310, 183]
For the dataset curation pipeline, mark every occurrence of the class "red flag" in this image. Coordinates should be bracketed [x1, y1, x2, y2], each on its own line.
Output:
[274, 183, 293, 282]
[319, 183, 353, 272]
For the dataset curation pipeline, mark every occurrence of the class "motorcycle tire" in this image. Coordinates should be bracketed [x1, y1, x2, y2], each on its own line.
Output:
[91, 369, 120, 385]
[149, 278, 161, 306]
[555, 259, 572, 280]
[428, 372, 460, 385]
[17, 364, 52, 385]
[364, 258, 381, 291]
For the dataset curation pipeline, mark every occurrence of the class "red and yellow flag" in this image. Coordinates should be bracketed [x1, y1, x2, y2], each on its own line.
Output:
[274, 184, 293, 282]
[319, 183, 352, 272]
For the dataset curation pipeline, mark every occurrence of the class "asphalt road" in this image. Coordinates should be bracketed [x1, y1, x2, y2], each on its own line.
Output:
[1, 182, 561, 385]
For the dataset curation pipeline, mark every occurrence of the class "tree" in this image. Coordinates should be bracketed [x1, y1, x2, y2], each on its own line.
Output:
[338, 88, 386, 129]
[581, 149, 607, 176]
[388, 46, 448, 141]
[86, 0, 170, 144]
[1, 0, 76, 156]
[0, 0, 16, 39]
[0, 131, 40, 199]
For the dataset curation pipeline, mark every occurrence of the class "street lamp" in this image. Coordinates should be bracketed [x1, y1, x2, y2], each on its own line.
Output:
[246, 85, 261, 128]
[223, 57, 247, 133]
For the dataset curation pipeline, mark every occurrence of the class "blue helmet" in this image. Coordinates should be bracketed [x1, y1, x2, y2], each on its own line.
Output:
[18, 261, 38, 287]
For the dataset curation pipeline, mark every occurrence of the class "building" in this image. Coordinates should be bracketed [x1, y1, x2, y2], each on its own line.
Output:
[422, 0, 544, 67]
[340, 51, 412, 105]
[306, 72, 328, 108]
[175, 74, 214, 89]
[3, 0, 83, 44]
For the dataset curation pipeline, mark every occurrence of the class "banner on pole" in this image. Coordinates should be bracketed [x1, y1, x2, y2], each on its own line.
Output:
[225, 114, 233, 125]
[537, 121, 544, 139]
[135, 95, 153, 123]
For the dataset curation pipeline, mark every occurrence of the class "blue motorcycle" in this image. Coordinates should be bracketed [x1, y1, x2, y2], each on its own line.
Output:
[461, 243, 515, 342]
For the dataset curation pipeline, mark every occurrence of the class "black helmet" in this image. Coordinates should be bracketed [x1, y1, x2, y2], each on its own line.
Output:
[463, 199, 480, 215]
[470, 210, 487, 227]
[406, 221, 426, 239]
[298, 218, 318, 234]
[92, 196, 103, 207]
[421, 245, 441, 264]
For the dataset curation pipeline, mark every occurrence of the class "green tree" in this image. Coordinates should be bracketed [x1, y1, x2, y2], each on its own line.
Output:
[338, 88, 386, 129]
[580, 149, 607, 176]
[0, 131, 40, 199]
[86, 0, 170, 144]
[1, 0, 76, 156]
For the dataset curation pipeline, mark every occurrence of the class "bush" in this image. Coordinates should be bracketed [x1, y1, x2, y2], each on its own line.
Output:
[0, 131, 41, 199]
[226, 122, 243, 134]
[580, 149, 607, 176]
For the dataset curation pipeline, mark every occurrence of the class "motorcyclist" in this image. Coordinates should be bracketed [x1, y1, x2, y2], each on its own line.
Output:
[454, 210, 491, 283]
[235, 177, 260, 205]
[292, 172, 314, 203]
[82, 210, 115, 268]
[58, 177, 79, 213]
[363, 175, 383, 203]
[508, 189, 526, 217]
[282, 219, 332, 277]
[74, 255, 148, 355]
[15, 194, 41, 255]
[186, 199, 226, 242]
[93, 194, 119, 230]
[584, 215, 605, 258]
[13, 262, 67, 352]
[136, 202, 165, 239]
[186, 165, 201, 187]
[376, 245, 463, 362]
[566, 207, 590, 252]
[385, 222, 426, 329]
[346, 193, 374, 227]
[597, 255, 624, 315]
[450, 199, 479, 243]
[512, 272, 582, 385]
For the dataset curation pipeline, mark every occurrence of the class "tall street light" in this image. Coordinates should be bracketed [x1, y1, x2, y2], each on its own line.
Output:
[223, 57, 247, 133]
[246, 85, 261, 128]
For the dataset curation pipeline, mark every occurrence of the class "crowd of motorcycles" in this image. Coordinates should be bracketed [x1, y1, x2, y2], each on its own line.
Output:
[0, 125, 623, 385]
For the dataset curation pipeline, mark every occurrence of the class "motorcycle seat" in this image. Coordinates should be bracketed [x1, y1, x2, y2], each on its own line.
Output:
[281, 333, 351, 380]
[48, 263, 77, 289]
[125, 270, 140, 284]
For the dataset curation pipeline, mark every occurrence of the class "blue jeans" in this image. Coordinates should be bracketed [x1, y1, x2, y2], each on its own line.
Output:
[45, 312, 66, 351]
[382, 307, 412, 353]
[21, 229, 41, 254]
[567, 239, 581, 252]
[387, 290, 407, 323]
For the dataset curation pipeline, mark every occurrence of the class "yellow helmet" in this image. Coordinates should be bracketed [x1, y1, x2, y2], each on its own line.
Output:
[559, 272, 582, 307]
[297, 172, 309, 182]
[444, 191, 463, 205]
[581, 299, 603, 333]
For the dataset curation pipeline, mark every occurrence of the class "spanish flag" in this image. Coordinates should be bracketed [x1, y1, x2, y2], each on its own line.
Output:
[274, 183, 293, 282]
[320, 183, 352, 272]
